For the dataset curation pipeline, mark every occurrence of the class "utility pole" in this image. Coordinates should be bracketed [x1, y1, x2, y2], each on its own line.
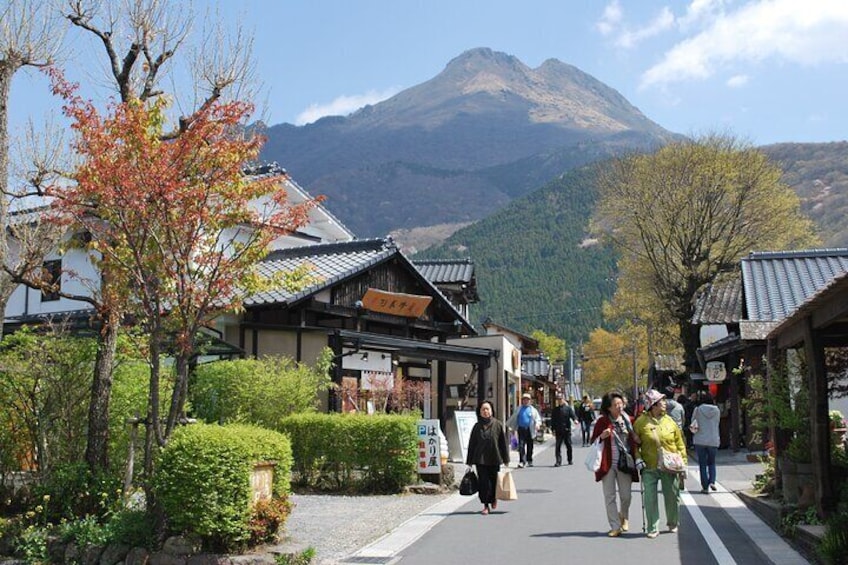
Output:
[568, 346, 574, 400]
[632, 343, 639, 402]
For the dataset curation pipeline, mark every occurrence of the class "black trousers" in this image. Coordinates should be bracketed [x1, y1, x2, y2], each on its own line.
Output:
[517, 426, 534, 463]
[476, 464, 499, 505]
[554, 428, 573, 464]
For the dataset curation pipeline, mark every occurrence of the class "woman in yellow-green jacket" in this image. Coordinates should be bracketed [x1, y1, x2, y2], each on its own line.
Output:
[634, 389, 687, 538]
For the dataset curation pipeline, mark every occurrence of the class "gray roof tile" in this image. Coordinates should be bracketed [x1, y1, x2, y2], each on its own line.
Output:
[412, 259, 475, 284]
[741, 248, 848, 321]
[693, 278, 743, 324]
[247, 239, 394, 307]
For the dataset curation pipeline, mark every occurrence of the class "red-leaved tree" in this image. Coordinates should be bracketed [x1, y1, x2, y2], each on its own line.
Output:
[47, 69, 317, 487]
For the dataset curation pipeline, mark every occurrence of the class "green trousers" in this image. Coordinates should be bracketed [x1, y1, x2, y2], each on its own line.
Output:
[641, 469, 680, 534]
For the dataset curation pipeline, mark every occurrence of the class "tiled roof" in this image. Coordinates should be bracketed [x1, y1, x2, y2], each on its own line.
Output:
[692, 278, 743, 324]
[247, 239, 473, 331]
[412, 259, 474, 284]
[741, 248, 848, 321]
[768, 270, 848, 339]
[247, 239, 394, 306]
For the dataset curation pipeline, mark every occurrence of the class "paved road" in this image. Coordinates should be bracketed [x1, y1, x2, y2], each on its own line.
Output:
[344, 436, 809, 565]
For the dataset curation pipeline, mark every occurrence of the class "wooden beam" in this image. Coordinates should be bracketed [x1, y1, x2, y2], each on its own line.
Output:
[803, 317, 834, 516]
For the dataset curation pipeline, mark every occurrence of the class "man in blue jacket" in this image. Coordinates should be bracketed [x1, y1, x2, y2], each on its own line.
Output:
[507, 392, 542, 468]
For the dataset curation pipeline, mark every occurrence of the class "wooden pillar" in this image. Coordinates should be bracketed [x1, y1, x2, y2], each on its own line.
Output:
[803, 318, 834, 516]
[437, 355, 447, 432]
[766, 339, 784, 491]
[729, 352, 741, 452]
[477, 358, 490, 407]
[328, 332, 343, 413]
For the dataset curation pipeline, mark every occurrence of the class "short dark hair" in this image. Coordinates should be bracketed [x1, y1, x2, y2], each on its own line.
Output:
[477, 400, 496, 418]
[698, 391, 715, 405]
[600, 391, 623, 416]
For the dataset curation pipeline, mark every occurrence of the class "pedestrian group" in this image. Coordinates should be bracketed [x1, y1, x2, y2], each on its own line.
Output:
[463, 385, 722, 540]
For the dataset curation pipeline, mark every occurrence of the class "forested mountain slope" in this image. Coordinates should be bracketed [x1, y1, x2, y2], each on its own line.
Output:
[417, 167, 617, 344]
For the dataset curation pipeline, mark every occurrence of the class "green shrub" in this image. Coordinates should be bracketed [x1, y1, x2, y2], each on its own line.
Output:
[276, 546, 316, 565]
[58, 515, 109, 548]
[154, 423, 292, 552]
[190, 350, 333, 428]
[818, 512, 848, 564]
[32, 462, 121, 522]
[109, 360, 174, 479]
[104, 509, 155, 549]
[278, 413, 418, 493]
[12, 523, 49, 564]
[0, 328, 97, 477]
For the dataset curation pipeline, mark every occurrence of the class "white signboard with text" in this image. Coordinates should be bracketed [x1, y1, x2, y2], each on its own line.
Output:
[454, 411, 477, 464]
[417, 419, 442, 473]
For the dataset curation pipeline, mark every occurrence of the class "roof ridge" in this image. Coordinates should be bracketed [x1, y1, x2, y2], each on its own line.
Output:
[744, 248, 848, 261]
[263, 238, 389, 262]
[412, 258, 473, 265]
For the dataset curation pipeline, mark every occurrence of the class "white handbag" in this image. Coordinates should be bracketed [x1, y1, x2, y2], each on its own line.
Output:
[584, 437, 603, 472]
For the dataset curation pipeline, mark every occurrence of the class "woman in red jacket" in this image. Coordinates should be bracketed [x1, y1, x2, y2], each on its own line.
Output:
[591, 391, 641, 537]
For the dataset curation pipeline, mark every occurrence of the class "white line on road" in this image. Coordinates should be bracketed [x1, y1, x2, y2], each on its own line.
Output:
[680, 489, 737, 564]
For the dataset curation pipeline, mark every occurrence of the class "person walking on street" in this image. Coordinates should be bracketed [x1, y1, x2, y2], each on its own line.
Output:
[634, 389, 687, 539]
[579, 395, 596, 447]
[682, 392, 697, 449]
[466, 400, 510, 515]
[507, 392, 541, 468]
[664, 386, 685, 431]
[591, 391, 641, 537]
[551, 395, 578, 466]
[691, 391, 721, 493]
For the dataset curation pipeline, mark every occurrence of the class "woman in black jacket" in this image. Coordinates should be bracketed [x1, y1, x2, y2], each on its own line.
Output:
[465, 400, 510, 515]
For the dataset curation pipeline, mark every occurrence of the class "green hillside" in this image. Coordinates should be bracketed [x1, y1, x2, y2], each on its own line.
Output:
[416, 167, 617, 344]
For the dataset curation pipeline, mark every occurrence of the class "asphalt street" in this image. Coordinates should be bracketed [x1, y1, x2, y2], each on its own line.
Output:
[346, 433, 809, 565]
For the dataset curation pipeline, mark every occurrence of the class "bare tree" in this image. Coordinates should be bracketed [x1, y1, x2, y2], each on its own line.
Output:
[0, 0, 63, 335]
[59, 0, 259, 477]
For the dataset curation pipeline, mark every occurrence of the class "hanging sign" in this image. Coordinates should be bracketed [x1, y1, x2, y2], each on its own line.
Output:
[706, 361, 727, 382]
[361, 370, 394, 391]
[361, 288, 432, 318]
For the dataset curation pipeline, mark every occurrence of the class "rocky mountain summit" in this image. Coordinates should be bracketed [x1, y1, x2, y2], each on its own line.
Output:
[261, 48, 677, 237]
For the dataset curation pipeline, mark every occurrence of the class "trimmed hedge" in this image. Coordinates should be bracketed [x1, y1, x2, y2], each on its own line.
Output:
[154, 423, 292, 552]
[278, 413, 418, 493]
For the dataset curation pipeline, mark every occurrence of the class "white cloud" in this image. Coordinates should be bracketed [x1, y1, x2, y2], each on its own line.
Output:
[596, 1, 675, 48]
[640, 0, 848, 89]
[294, 87, 401, 125]
[615, 7, 675, 49]
[596, 0, 623, 36]
[726, 74, 749, 88]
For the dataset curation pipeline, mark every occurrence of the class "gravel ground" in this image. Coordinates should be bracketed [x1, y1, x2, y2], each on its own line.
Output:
[283, 491, 452, 564]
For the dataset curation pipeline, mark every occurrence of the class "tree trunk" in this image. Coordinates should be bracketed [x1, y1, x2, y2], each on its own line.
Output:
[84, 309, 120, 474]
[0, 67, 12, 338]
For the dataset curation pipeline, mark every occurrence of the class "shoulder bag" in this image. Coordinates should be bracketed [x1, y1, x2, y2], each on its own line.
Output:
[612, 428, 635, 473]
[653, 423, 685, 473]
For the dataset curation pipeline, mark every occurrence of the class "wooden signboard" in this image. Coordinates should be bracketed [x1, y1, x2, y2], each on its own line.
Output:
[361, 288, 432, 318]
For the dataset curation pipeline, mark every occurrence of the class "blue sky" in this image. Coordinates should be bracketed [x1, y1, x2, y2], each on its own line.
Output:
[9, 0, 848, 145]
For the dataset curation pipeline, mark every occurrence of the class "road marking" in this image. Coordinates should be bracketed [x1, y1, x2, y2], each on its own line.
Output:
[708, 485, 809, 565]
[680, 490, 737, 564]
[686, 467, 807, 565]
[347, 493, 470, 561]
